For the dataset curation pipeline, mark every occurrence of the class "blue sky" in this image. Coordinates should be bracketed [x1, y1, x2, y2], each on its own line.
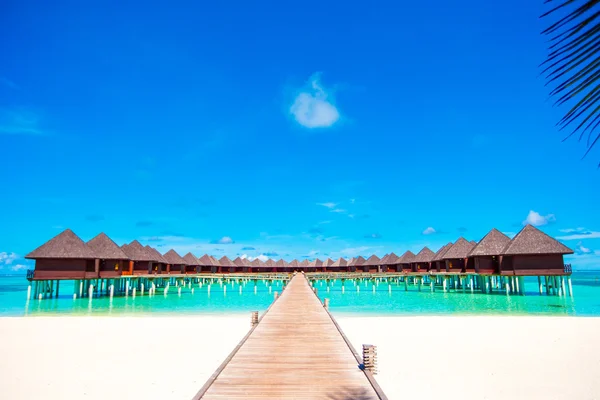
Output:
[1, 0, 599, 273]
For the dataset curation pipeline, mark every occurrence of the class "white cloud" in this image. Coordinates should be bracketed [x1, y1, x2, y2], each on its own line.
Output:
[290, 74, 340, 128]
[257, 254, 269, 262]
[318, 220, 332, 225]
[210, 236, 234, 245]
[0, 108, 45, 135]
[339, 246, 371, 257]
[348, 214, 355, 218]
[557, 231, 600, 241]
[11, 264, 27, 271]
[350, 198, 356, 204]
[331, 209, 346, 213]
[317, 202, 337, 209]
[523, 210, 556, 227]
[0, 252, 18, 264]
[422, 227, 436, 235]
[559, 227, 586, 233]
[576, 242, 591, 254]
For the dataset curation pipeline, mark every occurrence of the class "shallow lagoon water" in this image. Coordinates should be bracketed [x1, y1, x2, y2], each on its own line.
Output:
[1, 271, 599, 316]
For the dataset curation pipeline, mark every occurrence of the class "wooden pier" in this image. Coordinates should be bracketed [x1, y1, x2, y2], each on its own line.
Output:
[194, 273, 386, 400]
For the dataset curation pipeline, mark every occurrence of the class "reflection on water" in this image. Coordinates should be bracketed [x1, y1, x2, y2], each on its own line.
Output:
[0, 271, 598, 316]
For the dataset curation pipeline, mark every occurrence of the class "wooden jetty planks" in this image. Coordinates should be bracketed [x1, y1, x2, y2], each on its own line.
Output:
[196, 273, 385, 399]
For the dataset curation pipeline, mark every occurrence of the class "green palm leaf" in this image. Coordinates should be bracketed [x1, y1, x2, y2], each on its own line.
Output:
[541, 0, 600, 163]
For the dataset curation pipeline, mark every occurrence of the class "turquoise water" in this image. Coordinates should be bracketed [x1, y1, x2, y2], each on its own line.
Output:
[1, 272, 599, 316]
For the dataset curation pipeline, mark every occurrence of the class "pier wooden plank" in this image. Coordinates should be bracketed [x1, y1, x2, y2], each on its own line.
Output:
[196, 274, 384, 399]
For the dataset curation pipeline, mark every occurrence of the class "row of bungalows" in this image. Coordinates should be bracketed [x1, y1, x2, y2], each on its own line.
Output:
[25, 225, 574, 280]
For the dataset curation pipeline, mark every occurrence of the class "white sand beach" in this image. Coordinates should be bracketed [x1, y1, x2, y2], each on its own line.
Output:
[1, 316, 599, 399]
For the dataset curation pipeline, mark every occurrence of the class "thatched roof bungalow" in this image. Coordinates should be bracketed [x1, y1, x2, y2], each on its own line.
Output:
[440, 238, 475, 273]
[395, 251, 415, 272]
[86, 233, 129, 278]
[26, 229, 97, 280]
[233, 257, 250, 273]
[198, 254, 220, 273]
[145, 246, 168, 274]
[329, 257, 348, 272]
[412, 247, 435, 273]
[288, 259, 300, 271]
[307, 258, 323, 272]
[163, 249, 186, 274]
[182, 252, 201, 273]
[348, 256, 366, 272]
[275, 259, 288, 272]
[499, 225, 573, 276]
[122, 240, 155, 275]
[431, 243, 452, 273]
[467, 229, 511, 274]
[219, 256, 236, 273]
[380, 252, 399, 272]
[361, 255, 381, 272]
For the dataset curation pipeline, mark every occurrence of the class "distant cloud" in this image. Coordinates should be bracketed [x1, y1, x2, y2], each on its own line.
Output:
[290, 74, 340, 129]
[0, 108, 46, 135]
[256, 254, 269, 262]
[350, 198, 356, 204]
[317, 202, 338, 209]
[262, 252, 279, 257]
[575, 241, 591, 255]
[422, 227, 436, 235]
[241, 246, 256, 250]
[331, 208, 346, 213]
[458, 227, 468, 233]
[86, 214, 104, 222]
[339, 246, 371, 257]
[10, 264, 27, 271]
[146, 237, 162, 242]
[364, 233, 382, 239]
[318, 220, 332, 225]
[523, 210, 556, 227]
[557, 228, 600, 241]
[136, 221, 153, 227]
[0, 252, 32, 274]
[210, 236, 235, 245]
[0, 252, 18, 265]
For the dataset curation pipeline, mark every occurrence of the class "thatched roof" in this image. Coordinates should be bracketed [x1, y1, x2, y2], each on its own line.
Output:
[182, 252, 200, 266]
[322, 258, 334, 267]
[86, 233, 128, 260]
[397, 250, 415, 264]
[352, 256, 367, 266]
[413, 247, 435, 263]
[331, 257, 347, 267]
[442, 238, 475, 259]
[468, 229, 511, 257]
[471, 240, 477, 246]
[308, 258, 323, 267]
[381, 252, 399, 265]
[163, 249, 186, 265]
[346, 257, 355, 266]
[264, 259, 276, 267]
[233, 257, 246, 267]
[501, 225, 573, 255]
[363, 255, 381, 266]
[145, 245, 168, 263]
[122, 240, 154, 262]
[198, 254, 219, 266]
[432, 243, 453, 261]
[299, 259, 309, 267]
[250, 258, 262, 267]
[219, 256, 235, 267]
[288, 259, 300, 268]
[275, 259, 287, 268]
[26, 229, 96, 259]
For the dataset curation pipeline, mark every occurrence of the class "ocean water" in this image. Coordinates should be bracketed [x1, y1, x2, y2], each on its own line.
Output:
[0, 272, 599, 317]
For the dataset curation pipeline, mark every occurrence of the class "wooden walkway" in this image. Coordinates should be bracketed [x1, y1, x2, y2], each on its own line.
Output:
[194, 273, 385, 399]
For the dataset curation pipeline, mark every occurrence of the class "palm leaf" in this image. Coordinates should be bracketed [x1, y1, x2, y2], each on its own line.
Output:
[541, 0, 600, 164]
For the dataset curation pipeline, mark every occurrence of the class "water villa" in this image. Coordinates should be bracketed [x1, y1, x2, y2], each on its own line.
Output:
[24, 224, 574, 300]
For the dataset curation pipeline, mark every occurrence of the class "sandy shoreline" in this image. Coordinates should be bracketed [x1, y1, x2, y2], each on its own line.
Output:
[1, 315, 599, 399]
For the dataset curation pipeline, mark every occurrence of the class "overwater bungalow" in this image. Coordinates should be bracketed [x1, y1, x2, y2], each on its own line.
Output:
[26, 229, 97, 280]
[198, 254, 220, 273]
[322, 258, 334, 272]
[264, 259, 276, 272]
[440, 238, 475, 273]
[307, 258, 322, 273]
[219, 256, 236, 273]
[362, 255, 381, 273]
[500, 225, 573, 276]
[163, 249, 186, 274]
[431, 243, 452, 273]
[288, 259, 300, 271]
[182, 252, 201, 273]
[145, 246, 168, 274]
[349, 256, 366, 273]
[274, 259, 287, 273]
[467, 229, 511, 275]
[233, 257, 248, 273]
[122, 240, 155, 275]
[395, 251, 415, 273]
[299, 259, 309, 269]
[380, 253, 399, 273]
[86, 233, 129, 278]
[412, 247, 434, 273]
[329, 257, 347, 272]
[250, 258, 263, 272]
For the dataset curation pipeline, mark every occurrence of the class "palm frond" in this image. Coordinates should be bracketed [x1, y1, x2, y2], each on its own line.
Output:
[541, 0, 600, 164]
